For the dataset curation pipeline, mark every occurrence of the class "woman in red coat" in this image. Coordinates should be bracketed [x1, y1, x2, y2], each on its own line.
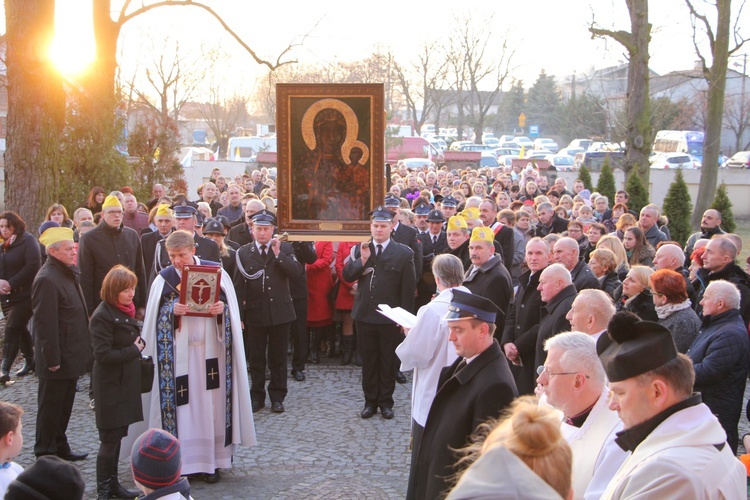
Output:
[307, 241, 334, 364]
[335, 241, 359, 365]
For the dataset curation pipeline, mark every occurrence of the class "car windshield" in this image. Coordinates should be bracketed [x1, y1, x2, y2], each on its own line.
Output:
[555, 157, 573, 165]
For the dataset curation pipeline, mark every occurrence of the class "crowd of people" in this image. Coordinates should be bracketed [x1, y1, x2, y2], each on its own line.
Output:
[0, 159, 750, 498]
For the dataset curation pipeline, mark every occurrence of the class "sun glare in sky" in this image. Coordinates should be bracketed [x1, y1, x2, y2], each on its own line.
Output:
[49, 0, 95, 78]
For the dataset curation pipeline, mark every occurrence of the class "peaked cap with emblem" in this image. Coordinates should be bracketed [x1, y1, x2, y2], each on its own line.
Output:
[445, 289, 500, 323]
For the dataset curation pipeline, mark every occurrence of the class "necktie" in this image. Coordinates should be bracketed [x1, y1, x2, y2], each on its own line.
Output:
[260, 244, 267, 259]
[376, 244, 383, 258]
[432, 235, 437, 245]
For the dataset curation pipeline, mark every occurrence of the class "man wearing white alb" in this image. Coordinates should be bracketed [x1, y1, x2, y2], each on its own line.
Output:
[396, 254, 468, 500]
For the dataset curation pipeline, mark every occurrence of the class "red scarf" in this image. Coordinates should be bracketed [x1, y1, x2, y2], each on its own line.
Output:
[115, 301, 136, 318]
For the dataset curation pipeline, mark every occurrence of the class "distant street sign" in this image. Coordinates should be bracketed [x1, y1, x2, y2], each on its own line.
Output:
[529, 125, 540, 137]
[518, 113, 526, 128]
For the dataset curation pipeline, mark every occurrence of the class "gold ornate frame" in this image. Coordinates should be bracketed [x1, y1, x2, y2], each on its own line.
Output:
[276, 83, 385, 241]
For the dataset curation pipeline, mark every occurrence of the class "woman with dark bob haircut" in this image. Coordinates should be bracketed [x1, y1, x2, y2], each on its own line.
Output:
[90, 265, 144, 498]
[650, 269, 701, 353]
[81, 186, 106, 215]
[0, 211, 41, 383]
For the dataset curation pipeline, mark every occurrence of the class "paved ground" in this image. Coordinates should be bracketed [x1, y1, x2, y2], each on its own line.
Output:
[2, 354, 413, 499]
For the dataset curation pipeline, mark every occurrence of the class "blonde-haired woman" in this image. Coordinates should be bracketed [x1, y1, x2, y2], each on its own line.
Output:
[448, 396, 572, 499]
[613, 265, 658, 321]
[596, 234, 630, 281]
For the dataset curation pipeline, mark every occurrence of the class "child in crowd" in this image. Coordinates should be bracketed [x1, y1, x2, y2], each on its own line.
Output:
[576, 205, 598, 231]
[131, 428, 192, 500]
[0, 402, 24, 496]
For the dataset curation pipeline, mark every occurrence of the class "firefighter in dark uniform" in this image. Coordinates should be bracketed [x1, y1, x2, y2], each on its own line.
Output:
[233, 210, 303, 414]
[343, 207, 416, 420]
[415, 209, 448, 310]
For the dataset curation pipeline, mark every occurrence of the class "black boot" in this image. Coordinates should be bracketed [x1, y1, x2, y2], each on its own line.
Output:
[341, 336, 354, 365]
[310, 329, 320, 365]
[96, 455, 113, 500]
[0, 343, 19, 384]
[109, 444, 139, 498]
[325, 326, 336, 358]
[15, 333, 34, 376]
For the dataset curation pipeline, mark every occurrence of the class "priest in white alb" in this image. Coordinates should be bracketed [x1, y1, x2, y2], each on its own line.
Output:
[125, 230, 255, 484]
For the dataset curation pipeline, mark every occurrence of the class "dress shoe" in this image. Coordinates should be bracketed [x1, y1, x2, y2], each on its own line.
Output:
[58, 450, 88, 462]
[381, 407, 395, 420]
[271, 402, 285, 413]
[15, 358, 34, 377]
[396, 371, 407, 384]
[252, 401, 265, 413]
[291, 370, 305, 382]
[204, 469, 221, 484]
[360, 406, 376, 419]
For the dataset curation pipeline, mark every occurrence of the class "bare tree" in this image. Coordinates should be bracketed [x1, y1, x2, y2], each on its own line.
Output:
[590, 0, 653, 184]
[724, 94, 750, 151]
[684, 0, 748, 227]
[447, 15, 515, 144]
[393, 45, 448, 136]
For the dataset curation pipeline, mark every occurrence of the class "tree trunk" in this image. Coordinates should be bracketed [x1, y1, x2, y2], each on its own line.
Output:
[4, 0, 65, 229]
[691, 0, 730, 228]
[625, 0, 652, 184]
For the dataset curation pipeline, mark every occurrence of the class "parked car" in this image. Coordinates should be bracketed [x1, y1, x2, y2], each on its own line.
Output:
[460, 144, 496, 153]
[649, 153, 697, 169]
[450, 140, 474, 151]
[545, 154, 576, 171]
[558, 147, 585, 157]
[483, 137, 500, 147]
[533, 138, 560, 153]
[726, 151, 750, 168]
[500, 141, 521, 149]
[480, 152, 499, 167]
[402, 157, 433, 170]
[494, 147, 521, 157]
[513, 136, 534, 149]
[498, 134, 516, 143]
[568, 138, 594, 151]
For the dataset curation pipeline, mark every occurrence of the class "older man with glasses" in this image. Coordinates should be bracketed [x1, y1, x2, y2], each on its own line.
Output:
[537, 331, 627, 500]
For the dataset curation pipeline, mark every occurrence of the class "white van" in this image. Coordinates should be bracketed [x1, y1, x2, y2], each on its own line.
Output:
[227, 136, 277, 162]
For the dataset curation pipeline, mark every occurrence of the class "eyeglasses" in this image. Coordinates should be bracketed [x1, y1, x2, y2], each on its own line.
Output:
[537, 366, 590, 379]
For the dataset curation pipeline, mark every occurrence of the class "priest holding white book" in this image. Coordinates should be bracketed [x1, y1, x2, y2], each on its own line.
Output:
[396, 253, 469, 500]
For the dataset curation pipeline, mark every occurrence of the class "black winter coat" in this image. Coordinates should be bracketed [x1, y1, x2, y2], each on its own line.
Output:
[463, 254, 512, 336]
[90, 301, 144, 430]
[31, 257, 93, 379]
[534, 284, 577, 368]
[501, 269, 543, 395]
[78, 222, 147, 316]
[570, 260, 600, 292]
[695, 264, 750, 326]
[0, 232, 41, 305]
[343, 240, 416, 322]
[614, 287, 658, 322]
[600, 271, 621, 298]
[689, 309, 750, 451]
[410, 341, 517, 500]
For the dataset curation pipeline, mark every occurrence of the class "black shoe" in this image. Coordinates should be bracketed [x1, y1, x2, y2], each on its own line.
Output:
[252, 401, 265, 413]
[204, 469, 221, 484]
[381, 407, 395, 420]
[15, 358, 34, 377]
[109, 478, 139, 498]
[291, 370, 305, 382]
[360, 406, 376, 419]
[396, 371, 407, 384]
[58, 450, 88, 462]
[271, 402, 285, 413]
